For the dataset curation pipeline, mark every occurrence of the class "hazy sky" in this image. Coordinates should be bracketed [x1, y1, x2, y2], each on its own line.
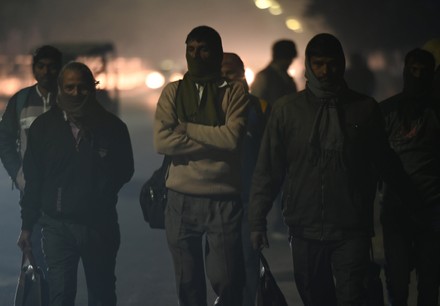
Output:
[0, 0, 317, 71]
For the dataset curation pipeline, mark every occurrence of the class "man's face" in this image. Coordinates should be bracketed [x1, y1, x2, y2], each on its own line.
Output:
[221, 57, 244, 82]
[186, 40, 212, 62]
[33, 58, 59, 91]
[407, 60, 430, 79]
[310, 55, 341, 82]
[61, 69, 91, 98]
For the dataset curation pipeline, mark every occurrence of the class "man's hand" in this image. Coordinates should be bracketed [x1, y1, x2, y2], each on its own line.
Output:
[15, 166, 26, 192]
[174, 122, 188, 135]
[250, 231, 269, 250]
[17, 230, 32, 254]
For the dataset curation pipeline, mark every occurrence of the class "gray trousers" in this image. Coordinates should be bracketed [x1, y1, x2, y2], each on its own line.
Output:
[165, 190, 245, 306]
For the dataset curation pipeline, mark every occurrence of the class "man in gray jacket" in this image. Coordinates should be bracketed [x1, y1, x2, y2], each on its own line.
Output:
[154, 26, 249, 306]
[249, 33, 416, 306]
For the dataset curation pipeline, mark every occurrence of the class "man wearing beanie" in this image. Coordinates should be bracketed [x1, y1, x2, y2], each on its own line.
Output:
[249, 33, 416, 306]
[380, 48, 440, 306]
[0, 45, 62, 275]
[154, 26, 249, 306]
[17, 61, 134, 305]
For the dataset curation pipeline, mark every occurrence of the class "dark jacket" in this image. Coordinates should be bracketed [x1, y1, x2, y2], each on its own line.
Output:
[20, 104, 134, 230]
[251, 65, 297, 106]
[380, 94, 440, 225]
[249, 88, 412, 240]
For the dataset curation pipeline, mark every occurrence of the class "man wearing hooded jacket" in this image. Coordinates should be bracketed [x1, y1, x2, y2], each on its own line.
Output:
[17, 61, 134, 306]
[154, 26, 249, 306]
[249, 33, 416, 306]
[380, 48, 440, 306]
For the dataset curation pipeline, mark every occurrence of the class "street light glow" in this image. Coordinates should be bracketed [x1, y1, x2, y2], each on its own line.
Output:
[269, 2, 283, 15]
[286, 18, 303, 33]
[254, 0, 272, 10]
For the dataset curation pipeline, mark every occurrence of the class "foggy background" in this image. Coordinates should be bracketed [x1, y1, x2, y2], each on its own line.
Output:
[1, 0, 439, 101]
[0, 1, 439, 304]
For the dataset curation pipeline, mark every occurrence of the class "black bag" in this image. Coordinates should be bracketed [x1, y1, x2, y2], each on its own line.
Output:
[14, 252, 49, 306]
[255, 253, 288, 306]
[139, 156, 170, 229]
[365, 245, 385, 306]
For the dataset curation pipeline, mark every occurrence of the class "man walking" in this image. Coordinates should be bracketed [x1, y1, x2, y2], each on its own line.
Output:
[0, 45, 62, 272]
[249, 33, 416, 306]
[154, 26, 249, 306]
[17, 62, 134, 306]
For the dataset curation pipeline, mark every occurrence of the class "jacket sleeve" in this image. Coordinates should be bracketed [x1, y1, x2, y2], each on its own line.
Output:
[248, 106, 287, 232]
[185, 82, 250, 151]
[20, 122, 43, 231]
[111, 122, 134, 192]
[0, 95, 21, 180]
[154, 82, 208, 156]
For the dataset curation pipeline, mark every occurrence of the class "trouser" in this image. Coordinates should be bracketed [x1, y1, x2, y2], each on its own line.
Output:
[382, 209, 440, 306]
[290, 236, 370, 306]
[165, 190, 245, 306]
[31, 222, 47, 274]
[40, 214, 120, 306]
[241, 201, 260, 306]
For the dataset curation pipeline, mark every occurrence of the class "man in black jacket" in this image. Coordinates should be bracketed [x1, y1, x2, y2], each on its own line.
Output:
[17, 62, 134, 306]
[380, 48, 440, 306]
[249, 33, 415, 306]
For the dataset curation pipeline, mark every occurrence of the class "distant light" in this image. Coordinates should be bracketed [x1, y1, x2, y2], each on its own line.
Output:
[286, 18, 303, 33]
[254, 0, 272, 9]
[169, 72, 184, 82]
[160, 59, 174, 71]
[145, 71, 165, 89]
[245, 68, 255, 85]
[269, 2, 282, 15]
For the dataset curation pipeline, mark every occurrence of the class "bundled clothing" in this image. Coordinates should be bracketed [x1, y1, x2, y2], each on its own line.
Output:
[379, 48, 440, 306]
[21, 103, 134, 229]
[20, 99, 133, 306]
[153, 26, 249, 306]
[154, 79, 249, 196]
[249, 33, 414, 306]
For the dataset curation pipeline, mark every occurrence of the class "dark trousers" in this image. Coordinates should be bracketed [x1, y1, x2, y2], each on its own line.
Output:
[382, 209, 440, 306]
[31, 222, 47, 273]
[40, 215, 120, 306]
[165, 190, 245, 306]
[290, 236, 370, 306]
[241, 202, 260, 306]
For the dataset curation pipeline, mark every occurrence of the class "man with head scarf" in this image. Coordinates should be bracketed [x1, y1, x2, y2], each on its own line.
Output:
[17, 61, 134, 306]
[249, 33, 417, 306]
[154, 26, 249, 306]
[0, 45, 62, 277]
[380, 48, 440, 306]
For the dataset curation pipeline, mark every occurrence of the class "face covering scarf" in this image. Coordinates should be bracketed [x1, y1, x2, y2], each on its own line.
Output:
[175, 54, 224, 126]
[305, 59, 347, 170]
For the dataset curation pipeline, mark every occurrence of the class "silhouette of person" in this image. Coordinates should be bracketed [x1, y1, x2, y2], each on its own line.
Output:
[380, 48, 440, 306]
